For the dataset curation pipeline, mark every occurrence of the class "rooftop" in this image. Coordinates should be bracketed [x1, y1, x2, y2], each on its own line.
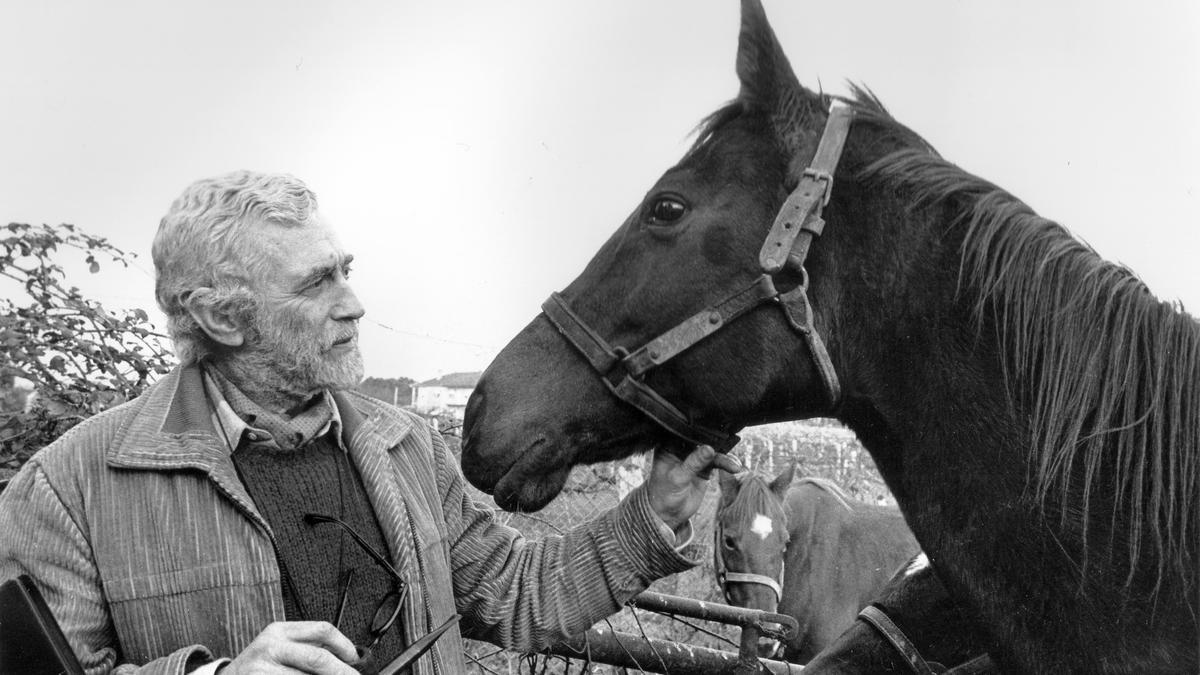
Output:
[416, 371, 482, 389]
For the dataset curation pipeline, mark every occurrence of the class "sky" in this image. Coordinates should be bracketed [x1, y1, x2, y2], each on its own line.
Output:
[3, 1, 1198, 383]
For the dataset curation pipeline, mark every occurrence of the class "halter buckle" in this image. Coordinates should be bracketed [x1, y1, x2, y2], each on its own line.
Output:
[802, 167, 834, 207]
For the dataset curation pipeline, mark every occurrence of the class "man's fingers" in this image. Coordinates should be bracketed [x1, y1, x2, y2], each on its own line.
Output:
[682, 445, 743, 478]
[278, 642, 359, 675]
[711, 452, 744, 475]
[681, 444, 717, 470]
[273, 621, 359, 664]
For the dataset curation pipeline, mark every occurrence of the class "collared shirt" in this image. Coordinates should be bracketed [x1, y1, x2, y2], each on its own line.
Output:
[201, 367, 344, 454]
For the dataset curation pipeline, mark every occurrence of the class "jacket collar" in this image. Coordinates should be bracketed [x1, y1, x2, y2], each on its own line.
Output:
[105, 363, 227, 471]
[106, 363, 415, 471]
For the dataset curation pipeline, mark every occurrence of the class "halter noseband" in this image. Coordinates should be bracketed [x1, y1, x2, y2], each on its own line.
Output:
[540, 105, 854, 451]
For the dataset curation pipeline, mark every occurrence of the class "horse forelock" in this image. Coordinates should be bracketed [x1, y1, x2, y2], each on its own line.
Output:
[851, 102, 1200, 596]
[688, 101, 749, 157]
[721, 472, 789, 533]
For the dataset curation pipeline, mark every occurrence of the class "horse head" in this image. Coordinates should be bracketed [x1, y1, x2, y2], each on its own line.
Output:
[714, 461, 795, 658]
[461, 0, 904, 510]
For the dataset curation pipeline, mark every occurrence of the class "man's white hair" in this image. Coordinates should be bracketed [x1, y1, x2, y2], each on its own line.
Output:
[153, 170, 319, 364]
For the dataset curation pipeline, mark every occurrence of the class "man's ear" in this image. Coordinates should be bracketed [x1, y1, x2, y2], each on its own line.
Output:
[182, 288, 246, 348]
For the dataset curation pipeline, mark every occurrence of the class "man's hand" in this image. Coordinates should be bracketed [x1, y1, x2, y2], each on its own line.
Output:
[220, 621, 359, 674]
[646, 444, 742, 534]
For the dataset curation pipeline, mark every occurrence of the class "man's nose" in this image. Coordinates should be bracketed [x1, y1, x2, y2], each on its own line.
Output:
[334, 279, 366, 321]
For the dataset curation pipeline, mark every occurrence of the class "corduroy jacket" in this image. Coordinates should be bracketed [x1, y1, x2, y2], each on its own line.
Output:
[0, 364, 700, 674]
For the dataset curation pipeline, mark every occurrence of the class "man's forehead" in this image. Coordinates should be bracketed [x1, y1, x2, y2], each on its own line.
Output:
[251, 215, 350, 276]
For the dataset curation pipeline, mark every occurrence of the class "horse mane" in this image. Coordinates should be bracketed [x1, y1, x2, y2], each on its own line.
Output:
[847, 89, 1200, 592]
[794, 476, 854, 512]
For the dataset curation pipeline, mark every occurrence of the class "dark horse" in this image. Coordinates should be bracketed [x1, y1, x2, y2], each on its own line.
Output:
[461, 1, 1199, 671]
[715, 463, 920, 663]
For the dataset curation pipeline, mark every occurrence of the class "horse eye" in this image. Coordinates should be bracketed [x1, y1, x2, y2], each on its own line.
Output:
[648, 197, 687, 224]
[723, 535, 737, 550]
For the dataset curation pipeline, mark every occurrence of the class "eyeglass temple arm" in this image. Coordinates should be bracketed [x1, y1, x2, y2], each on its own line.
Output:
[303, 513, 405, 586]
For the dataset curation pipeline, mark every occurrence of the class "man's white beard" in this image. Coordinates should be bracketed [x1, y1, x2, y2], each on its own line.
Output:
[225, 305, 364, 409]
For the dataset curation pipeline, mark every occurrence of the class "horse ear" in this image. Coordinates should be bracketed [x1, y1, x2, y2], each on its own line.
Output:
[736, 0, 824, 173]
[769, 460, 796, 498]
[718, 469, 740, 508]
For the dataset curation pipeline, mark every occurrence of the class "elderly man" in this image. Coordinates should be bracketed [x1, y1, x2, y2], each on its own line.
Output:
[0, 171, 738, 674]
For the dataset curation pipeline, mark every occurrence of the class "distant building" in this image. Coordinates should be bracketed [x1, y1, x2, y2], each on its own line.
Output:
[410, 372, 481, 420]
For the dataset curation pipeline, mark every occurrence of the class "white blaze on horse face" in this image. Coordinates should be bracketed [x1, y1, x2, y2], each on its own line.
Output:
[750, 513, 774, 540]
[904, 552, 931, 578]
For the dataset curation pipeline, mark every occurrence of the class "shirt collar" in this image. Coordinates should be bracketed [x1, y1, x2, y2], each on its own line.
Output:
[200, 365, 345, 453]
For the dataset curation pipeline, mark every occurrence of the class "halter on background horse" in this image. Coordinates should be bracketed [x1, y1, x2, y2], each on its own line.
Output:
[714, 466, 927, 665]
[462, 0, 1199, 671]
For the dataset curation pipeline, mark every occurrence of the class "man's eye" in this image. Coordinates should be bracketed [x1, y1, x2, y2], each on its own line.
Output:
[342, 264, 352, 280]
[648, 197, 687, 225]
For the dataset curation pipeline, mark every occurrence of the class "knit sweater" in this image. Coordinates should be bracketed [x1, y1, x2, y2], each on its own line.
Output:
[231, 436, 405, 666]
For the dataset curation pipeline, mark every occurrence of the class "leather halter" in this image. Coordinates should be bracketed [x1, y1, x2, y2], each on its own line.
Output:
[858, 605, 997, 675]
[713, 519, 784, 603]
[859, 605, 940, 675]
[540, 105, 854, 451]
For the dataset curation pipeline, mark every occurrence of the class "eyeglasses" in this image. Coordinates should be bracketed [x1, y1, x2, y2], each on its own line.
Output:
[304, 513, 407, 650]
[303, 512, 461, 673]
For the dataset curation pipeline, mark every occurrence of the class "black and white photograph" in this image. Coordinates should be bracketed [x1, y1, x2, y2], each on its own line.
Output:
[2, 2, 1197, 673]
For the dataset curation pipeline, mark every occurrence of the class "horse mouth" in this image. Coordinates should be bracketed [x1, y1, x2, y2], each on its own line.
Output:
[485, 433, 588, 511]
[483, 433, 661, 512]
[492, 466, 573, 512]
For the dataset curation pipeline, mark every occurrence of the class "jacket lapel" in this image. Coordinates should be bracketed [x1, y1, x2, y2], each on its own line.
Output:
[334, 394, 429, 635]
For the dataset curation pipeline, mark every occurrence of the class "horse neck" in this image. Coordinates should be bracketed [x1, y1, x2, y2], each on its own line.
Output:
[788, 481, 910, 547]
[783, 481, 847, 546]
[824, 184, 1014, 449]
[816, 148, 1198, 648]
